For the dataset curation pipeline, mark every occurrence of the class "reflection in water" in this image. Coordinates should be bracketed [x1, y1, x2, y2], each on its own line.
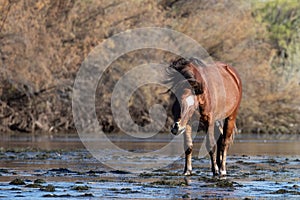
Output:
[0, 133, 299, 155]
[184, 176, 191, 186]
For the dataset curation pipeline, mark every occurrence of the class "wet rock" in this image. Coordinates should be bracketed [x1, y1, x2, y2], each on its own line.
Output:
[34, 179, 46, 184]
[163, 172, 182, 176]
[36, 153, 50, 159]
[40, 184, 55, 192]
[110, 170, 131, 174]
[79, 193, 94, 197]
[272, 189, 289, 194]
[72, 185, 89, 191]
[271, 189, 300, 195]
[86, 170, 106, 176]
[49, 168, 75, 173]
[266, 158, 278, 164]
[215, 179, 234, 188]
[10, 188, 21, 190]
[9, 178, 25, 185]
[108, 188, 139, 194]
[198, 176, 237, 188]
[120, 188, 139, 194]
[139, 172, 157, 177]
[0, 169, 9, 173]
[43, 194, 71, 198]
[255, 178, 266, 181]
[14, 195, 25, 197]
[150, 179, 187, 187]
[25, 183, 42, 188]
[75, 181, 84, 184]
[153, 169, 169, 173]
[182, 193, 190, 198]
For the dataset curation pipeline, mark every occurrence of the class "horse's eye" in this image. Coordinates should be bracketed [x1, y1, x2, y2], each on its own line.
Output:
[194, 88, 203, 95]
[192, 82, 203, 95]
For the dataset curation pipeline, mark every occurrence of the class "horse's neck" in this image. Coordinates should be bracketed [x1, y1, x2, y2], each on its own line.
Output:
[198, 67, 226, 119]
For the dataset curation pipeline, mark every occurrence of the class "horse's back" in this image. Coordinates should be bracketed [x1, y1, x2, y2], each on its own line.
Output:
[216, 62, 242, 90]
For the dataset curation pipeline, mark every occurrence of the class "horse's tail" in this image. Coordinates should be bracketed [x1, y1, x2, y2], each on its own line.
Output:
[215, 120, 238, 142]
[215, 120, 224, 135]
[232, 123, 239, 142]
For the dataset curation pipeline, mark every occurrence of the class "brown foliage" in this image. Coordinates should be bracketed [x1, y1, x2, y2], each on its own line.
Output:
[0, 0, 299, 134]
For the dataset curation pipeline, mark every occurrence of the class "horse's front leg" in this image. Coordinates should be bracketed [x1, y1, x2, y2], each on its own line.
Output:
[183, 125, 193, 175]
[206, 123, 219, 176]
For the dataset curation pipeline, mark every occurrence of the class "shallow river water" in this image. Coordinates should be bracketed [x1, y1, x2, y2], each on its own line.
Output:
[0, 133, 299, 199]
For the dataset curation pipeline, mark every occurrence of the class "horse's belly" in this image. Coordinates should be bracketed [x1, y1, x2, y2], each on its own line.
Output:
[214, 78, 240, 119]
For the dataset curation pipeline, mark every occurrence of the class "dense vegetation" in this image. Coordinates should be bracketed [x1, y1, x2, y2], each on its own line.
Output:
[0, 0, 299, 134]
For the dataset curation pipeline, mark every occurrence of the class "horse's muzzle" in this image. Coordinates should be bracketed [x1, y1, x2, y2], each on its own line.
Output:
[171, 122, 185, 135]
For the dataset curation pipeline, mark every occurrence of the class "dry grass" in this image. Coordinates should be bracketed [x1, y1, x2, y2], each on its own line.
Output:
[0, 0, 299, 134]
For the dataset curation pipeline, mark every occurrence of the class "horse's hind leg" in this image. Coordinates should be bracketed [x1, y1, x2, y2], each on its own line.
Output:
[217, 132, 223, 171]
[218, 114, 236, 176]
[215, 120, 224, 170]
[183, 125, 193, 175]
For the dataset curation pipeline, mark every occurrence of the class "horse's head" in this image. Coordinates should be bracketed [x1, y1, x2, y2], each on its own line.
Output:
[169, 57, 206, 135]
[171, 88, 198, 135]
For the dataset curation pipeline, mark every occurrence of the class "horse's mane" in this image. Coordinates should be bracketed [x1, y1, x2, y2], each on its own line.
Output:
[166, 57, 206, 95]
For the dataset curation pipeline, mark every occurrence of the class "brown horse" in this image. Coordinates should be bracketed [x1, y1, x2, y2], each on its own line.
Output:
[169, 57, 242, 176]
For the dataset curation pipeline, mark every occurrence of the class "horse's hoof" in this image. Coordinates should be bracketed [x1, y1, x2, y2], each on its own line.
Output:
[220, 170, 226, 176]
[212, 168, 220, 176]
[183, 170, 192, 176]
[213, 172, 219, 176]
